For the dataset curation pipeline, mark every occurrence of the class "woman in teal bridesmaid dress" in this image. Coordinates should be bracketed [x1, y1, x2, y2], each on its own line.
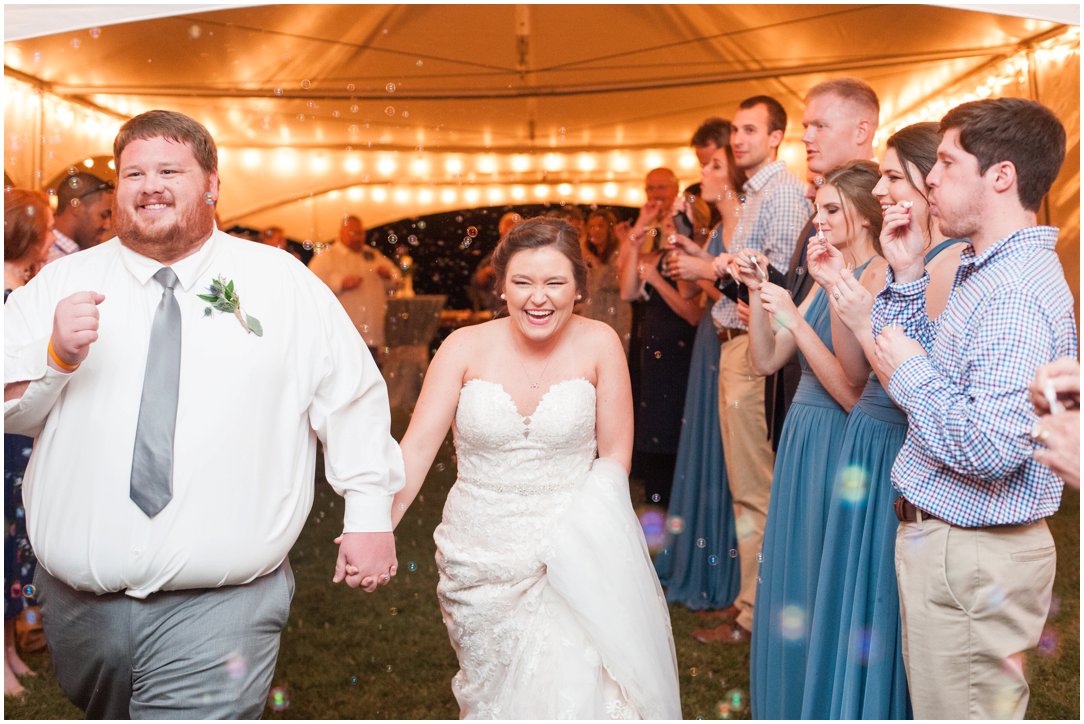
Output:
[655, 137, 743, 610]
[738, 161, 885, 719]
[801, 123, 965, 719]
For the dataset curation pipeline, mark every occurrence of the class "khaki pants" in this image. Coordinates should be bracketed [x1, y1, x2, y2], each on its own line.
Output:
[717, 335, 775, 632]
[895, 517, 1055, 719]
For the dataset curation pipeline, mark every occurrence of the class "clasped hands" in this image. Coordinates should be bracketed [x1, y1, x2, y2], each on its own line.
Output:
[332, 531, 398, 593]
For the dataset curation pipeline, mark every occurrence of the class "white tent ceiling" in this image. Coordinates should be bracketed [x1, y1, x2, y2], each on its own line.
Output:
[3, 2, 1079, 266]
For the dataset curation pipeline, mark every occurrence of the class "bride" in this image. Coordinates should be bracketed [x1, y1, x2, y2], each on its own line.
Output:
[392, 217, 681, 719]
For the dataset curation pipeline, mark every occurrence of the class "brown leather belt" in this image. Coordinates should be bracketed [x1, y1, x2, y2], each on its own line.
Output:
[717, 327, 747, 343]
[894, 497, 949, 525]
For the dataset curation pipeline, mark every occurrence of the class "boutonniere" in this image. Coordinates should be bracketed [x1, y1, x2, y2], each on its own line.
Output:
[197, 275, 263, 336]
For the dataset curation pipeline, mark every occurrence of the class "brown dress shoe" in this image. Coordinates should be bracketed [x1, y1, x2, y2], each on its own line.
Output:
[693, 604, 740, 622]
[692, 622, 751, 644]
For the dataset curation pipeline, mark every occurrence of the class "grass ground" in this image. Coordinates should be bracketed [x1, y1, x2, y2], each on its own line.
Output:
[4, 411, 1080, 719]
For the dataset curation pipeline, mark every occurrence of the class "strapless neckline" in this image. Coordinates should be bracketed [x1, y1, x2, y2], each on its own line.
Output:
[462, 377, 594, 422]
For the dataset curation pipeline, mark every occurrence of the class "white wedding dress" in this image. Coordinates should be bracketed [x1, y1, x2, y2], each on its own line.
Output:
[434, 377, 681, 719]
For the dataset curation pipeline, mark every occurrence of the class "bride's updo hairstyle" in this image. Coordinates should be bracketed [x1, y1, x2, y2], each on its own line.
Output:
[491, 216, 588, 296]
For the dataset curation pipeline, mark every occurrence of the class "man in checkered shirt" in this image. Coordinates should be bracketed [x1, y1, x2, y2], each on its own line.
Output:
[871, 98, 1075, 719]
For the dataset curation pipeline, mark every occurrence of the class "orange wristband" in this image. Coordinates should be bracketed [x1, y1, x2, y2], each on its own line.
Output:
[47, 340, 79, 372]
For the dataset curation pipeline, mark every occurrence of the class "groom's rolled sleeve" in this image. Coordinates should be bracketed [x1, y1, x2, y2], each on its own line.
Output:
[308, 285, 405, 533]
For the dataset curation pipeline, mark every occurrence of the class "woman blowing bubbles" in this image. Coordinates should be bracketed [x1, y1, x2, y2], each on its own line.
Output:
[730, 161, 884, 719]
[384, 218, 680, 719]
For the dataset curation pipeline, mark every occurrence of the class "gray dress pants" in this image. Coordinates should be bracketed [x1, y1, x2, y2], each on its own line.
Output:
[35, 562, 294, 719]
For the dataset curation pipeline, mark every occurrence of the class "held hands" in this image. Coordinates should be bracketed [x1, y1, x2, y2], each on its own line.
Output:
[50, 292, 105, 371]
[666, 242, 715, 281]
[712, 252, 735, 279]
[333, 531, 397, 593]
[873, 324, 926, 379]
[827, 267, 874, 335]
[806, 235, 845, 287]
[880, 202, 926, 283]
[758, 282, 799, 329]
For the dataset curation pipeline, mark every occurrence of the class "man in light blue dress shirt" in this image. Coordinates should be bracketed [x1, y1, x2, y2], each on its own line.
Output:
[872, 98, 1074, 719]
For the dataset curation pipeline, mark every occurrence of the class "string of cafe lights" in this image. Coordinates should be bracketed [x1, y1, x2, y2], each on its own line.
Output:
[5, 24, 1078, 211]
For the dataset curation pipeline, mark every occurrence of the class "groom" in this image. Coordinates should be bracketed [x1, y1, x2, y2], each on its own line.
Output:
[3, 110, 405, 718]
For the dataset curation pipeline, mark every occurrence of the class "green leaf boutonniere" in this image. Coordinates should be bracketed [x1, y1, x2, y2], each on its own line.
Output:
[197, 275, 264, 336]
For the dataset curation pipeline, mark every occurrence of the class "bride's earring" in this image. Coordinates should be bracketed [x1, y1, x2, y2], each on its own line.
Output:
[575, 293, 583, 301]
[499, 293, 507, 300]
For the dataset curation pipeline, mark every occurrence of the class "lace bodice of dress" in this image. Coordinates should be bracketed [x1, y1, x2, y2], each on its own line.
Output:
[453, 378, 597, 495]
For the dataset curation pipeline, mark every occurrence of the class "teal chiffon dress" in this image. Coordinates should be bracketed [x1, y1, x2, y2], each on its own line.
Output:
[654, 228, 740, 609]
[800, 239, 961, 720]
[750, 262, 868, 720]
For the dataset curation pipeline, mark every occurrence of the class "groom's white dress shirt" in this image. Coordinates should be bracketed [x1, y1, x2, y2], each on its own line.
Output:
[5, 229, 405, 598]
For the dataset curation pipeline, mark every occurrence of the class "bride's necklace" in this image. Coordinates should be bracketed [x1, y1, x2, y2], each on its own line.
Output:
[519, 347, 556, 391]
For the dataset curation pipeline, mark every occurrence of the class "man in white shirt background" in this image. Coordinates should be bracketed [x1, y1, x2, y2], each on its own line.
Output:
[46, 172, 114, 263]
[309, 214, 402, 361]
[4, 110, 405, 718]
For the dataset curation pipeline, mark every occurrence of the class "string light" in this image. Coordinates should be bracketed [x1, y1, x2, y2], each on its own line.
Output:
[875, 26, 1078, 146]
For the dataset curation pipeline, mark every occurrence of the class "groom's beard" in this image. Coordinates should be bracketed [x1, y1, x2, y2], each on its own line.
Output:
[114, 192, 215, 262]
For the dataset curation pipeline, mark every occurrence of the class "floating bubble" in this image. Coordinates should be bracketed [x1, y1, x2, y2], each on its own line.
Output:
[696, 538, 707, 549]
[459, 239, 472, 250]
[23, 584, 35, 597]
[650, 493, 661, 503]
[347, 82, 356, 92]
[71, 38, 81, 49]
[301, 79, 311, 90]
[385, 106, 395, 116]
[408, 561, 417, 572]
[269, 687, 289, 712]
[466, 226, 479, 238]
[639, 509, 666, 549]
[188, 25, 202, 40]
[401, 110, 409, 119]
[1037, 626, 1057, 656]
[689, 666, 698, 677]
[69, 198, 81, 208]
[407, 235, 419, 246]
[728, 548, 738, 558]
[389, 607, 398, 616]
[779, 605, 806, 640]
[296, 114, 306, 122]
[68, 176, 81, 189]
[226, 653, 247, 679]
[455, 215, 463, 223]
[386, 82, 397, 93]
[416, 59, 424, 67]
[303, 240, 314, 250]
[417, 220, 427, 230]
[90, 28, 101, 39]
[654, 350, 663, 359]
[837, 465, 869, 504]
[274, 88, 283, 96]
[385, 665, 393, 673]
[25, 609, 38, 625]
[708, 554, 719, 566]
[350, 104, 359, 113]
[388, 233, 398, 244]
[665, 516, 685, 534]
[331, 110, 341, 119]
[725, 689, 747, 712]
[350, 675, 359, 685]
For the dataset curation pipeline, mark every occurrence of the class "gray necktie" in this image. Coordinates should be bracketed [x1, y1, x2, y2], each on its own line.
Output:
[130, 267, 182, 518]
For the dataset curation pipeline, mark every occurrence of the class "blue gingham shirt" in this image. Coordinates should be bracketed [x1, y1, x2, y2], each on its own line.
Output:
[873, 226, 1077, 526]
[711, 159, 810, 331]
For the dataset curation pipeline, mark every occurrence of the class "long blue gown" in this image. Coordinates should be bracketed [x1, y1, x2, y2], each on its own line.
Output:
[750, 264, 867, 720]
[654, 228, 741, 609]
[800, 239, 961, 719]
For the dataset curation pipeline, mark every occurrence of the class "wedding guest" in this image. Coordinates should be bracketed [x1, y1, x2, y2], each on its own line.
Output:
[654, 127, 744, 613]
[579, 208, 631, 352]
[802, 123, 965, 719]
[872, 98, 1074, 719]
[259, 225, 305, 262]
[392, 217, 681, 718]
[3, 110, 404, 718]
[768, 77, 880, 448]
[1029, 357, 1080, 489]
[686, 117, 731, 229]
[728, 161, 881, 718]
[469, 211, 521, 313]
[46, 172, 114, 262]
[309, 214, 402, 359]
[699, 95, 811, 642]
[4, 189, 54, 698]
[620, 169, 702, 508]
